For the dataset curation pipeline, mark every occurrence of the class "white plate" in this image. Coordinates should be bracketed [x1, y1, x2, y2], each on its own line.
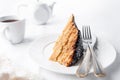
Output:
[29, 34, 116, 75]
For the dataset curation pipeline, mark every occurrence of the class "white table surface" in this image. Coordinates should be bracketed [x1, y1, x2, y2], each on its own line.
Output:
[0, 0, 120, 80]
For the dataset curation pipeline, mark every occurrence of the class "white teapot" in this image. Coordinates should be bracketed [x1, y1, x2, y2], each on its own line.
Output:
[18, 1, 55, 24]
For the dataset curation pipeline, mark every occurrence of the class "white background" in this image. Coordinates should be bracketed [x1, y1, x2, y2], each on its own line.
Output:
[0, 0, 120, 80]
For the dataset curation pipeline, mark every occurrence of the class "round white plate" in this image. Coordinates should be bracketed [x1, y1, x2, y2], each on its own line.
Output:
[29, 34, 116, 75]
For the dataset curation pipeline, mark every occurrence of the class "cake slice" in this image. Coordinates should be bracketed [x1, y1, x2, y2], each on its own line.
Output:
[49, 15, 83, 67]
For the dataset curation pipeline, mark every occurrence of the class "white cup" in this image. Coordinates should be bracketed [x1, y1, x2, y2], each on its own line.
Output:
[0, 16, 25, 44]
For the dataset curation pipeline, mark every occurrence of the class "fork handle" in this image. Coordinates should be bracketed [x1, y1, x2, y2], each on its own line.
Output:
[76, 47, 92, 78]
[88, 44, 106, 77]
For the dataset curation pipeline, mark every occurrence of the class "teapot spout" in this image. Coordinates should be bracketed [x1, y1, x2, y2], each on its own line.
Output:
[49, 2, 56, 10]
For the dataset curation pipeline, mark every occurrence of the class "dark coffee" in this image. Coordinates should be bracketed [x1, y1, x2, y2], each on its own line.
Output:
[1, 19, 18, 23]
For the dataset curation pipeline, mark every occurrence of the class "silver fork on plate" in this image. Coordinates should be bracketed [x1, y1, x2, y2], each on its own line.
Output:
[76, 26, 92, 78]
[82, 26, 105, 77]
[76, 26, 105, 78]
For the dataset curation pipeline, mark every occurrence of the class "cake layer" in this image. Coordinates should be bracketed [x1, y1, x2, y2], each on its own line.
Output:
[49, 15, 83, 67]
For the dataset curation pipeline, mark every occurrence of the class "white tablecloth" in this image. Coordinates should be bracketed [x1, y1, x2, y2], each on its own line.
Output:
[0, 0, 120, 80]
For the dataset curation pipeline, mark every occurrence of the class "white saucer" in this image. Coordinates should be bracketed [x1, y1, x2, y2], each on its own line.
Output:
[29, 34, 116, 75]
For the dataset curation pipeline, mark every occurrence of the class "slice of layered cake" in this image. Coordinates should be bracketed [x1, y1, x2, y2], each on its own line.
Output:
[49, 15, 83, 67]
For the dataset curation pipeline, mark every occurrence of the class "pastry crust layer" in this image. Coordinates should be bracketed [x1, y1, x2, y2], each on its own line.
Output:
[49, 15, 79, 67]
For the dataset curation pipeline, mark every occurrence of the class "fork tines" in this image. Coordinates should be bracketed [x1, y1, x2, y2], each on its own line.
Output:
[82, 26, 92, 40]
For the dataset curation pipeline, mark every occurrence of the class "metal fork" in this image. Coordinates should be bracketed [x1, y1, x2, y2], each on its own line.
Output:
[76, 26, 92, 78]
[83, 26, 105, 77]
